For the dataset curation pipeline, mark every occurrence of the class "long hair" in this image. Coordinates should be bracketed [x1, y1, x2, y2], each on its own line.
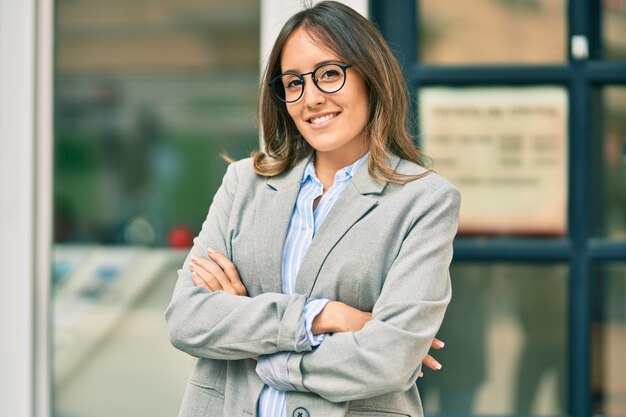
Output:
[252, 1, 429, 183]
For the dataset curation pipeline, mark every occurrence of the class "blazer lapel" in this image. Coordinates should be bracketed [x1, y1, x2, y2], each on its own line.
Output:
[253, 155, 312, 294]
[294, 153, 402, 296]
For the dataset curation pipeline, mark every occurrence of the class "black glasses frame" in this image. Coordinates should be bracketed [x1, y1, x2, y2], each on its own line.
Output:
[268, 63, 352, 104]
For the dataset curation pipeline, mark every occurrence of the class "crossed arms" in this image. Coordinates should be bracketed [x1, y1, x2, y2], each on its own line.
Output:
[165, 161, 460, 402]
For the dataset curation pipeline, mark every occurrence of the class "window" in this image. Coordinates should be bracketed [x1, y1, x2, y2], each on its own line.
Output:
[52, 1, 260, 416]
[372, 1, 626, 416]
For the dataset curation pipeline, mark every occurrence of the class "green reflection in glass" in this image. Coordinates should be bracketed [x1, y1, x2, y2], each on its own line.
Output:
[53, 0, 260, 416]
[418, 262, 568, 416]
[418, 0, 566, 65]
[54, 0, 260, 248]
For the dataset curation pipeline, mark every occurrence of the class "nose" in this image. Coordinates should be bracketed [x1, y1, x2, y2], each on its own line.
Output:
[302, 74, 325, 107]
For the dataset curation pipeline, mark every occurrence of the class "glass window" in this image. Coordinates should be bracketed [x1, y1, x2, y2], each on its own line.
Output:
[591, 262, 626, 416]
[602, 0, 626, 60]
[418, 262, 568, 416]
[418, 86, 569, 237]
[54, 0, 259, 246]
[592, 86, 626, 239]
[52, 0, 260, 416]
[52, 247, 190, 417]
[418, 0, 567, 65]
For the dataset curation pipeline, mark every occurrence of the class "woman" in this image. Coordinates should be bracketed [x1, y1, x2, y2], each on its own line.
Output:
[166, 2, 460, 416]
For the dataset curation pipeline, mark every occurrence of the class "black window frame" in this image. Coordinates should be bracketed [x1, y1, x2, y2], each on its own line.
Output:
[370, 1, 626, 416]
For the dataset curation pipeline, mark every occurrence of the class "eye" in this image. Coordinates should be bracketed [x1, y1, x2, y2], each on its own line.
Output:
[319, 69, 340, 79]
[282, 75, 303, 89]
[287, 79, 303, 88]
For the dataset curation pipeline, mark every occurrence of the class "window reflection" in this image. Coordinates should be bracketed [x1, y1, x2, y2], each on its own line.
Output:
[592, 86, 626, 239]
[418, 262, 568, 416]
[591, 263, 626, 417]
[54, 0, 260, 247]
[418, 0, 566, 65]
[602, 0, 626, 60]
[53, 1, 260, 416]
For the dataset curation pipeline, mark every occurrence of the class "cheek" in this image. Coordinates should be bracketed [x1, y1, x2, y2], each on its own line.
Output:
[345, 82, 369, 123]
[350, 94, 369, 127]
[285, 104, 300, 123]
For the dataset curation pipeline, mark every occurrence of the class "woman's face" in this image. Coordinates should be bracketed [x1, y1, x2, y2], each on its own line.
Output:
[280, 27, 369, 160]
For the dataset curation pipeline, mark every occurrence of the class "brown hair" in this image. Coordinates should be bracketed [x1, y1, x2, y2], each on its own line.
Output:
[251, 1, 429, 184]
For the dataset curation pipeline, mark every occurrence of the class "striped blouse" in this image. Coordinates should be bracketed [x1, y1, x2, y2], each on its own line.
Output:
[255, 153, 368, 417]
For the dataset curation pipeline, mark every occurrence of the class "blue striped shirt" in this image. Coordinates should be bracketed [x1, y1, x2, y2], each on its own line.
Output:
[255, 153, 368, 417]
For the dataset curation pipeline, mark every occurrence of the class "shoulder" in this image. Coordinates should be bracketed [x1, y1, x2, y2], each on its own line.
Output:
[393, 158, 461, 208]
[222, 157, 264, 185]
[395, 158, 458, 194]
[225, 157, 254, 177]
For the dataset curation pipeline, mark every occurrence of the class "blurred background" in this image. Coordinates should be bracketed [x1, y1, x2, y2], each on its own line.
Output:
[0, 0, 625, 417]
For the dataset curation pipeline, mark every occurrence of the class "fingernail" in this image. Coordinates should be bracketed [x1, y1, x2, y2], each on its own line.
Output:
[434, 362, 442, 370]
[207, 247, 216, 254]
[437, 340, 445, 348]
[191, 256, 198, 262]
[189, 263, 195, 270]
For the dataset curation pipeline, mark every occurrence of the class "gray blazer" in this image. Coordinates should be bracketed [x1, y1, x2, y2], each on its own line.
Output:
[166, 153, 461, 417]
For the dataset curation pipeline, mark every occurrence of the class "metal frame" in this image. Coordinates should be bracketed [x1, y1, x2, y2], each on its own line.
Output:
[370, 0, 626, 416]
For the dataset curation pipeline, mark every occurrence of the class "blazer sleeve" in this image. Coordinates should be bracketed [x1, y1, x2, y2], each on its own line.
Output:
[165, 161, 310, 360]
[283, 184, 461, 402]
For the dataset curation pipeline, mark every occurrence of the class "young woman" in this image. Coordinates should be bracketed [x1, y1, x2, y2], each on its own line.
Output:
[166, 2, 460, 416]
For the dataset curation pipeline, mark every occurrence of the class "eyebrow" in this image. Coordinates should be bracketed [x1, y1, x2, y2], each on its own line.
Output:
[282, 59, 343, 74]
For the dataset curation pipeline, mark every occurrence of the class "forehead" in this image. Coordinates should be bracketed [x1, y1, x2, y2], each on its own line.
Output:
[280, 27, 343, 72]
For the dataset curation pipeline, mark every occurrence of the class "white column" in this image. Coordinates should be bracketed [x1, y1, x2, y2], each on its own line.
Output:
[0, 1, 36, 415]
[35, 1, 54, 416]
[0, 0, 52, 416]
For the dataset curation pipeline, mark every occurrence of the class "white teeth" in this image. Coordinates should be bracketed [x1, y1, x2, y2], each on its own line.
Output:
[310, 113, 336, 124]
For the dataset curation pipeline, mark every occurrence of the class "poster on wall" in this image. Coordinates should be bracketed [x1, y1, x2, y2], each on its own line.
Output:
[419, 87, 568, 236]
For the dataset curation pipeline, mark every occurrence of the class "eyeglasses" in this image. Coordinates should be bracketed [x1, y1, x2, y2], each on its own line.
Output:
[268, 63, 352, 104]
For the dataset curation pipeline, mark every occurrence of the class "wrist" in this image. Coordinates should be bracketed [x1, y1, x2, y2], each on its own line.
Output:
[311, 301, 337, 334]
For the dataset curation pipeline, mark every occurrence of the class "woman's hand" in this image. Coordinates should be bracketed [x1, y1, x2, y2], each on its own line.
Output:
[311, 301, 372, 334]
[190, 248, 248, 296]
[419, 338, 444, 378]
[312, 302, 444, 377]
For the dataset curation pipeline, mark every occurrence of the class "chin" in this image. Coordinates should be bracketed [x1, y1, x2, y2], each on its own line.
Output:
[304, 140, 347, 153]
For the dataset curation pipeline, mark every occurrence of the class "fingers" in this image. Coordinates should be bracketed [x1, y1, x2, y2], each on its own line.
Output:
[207, 248, 247, 296]
[421, 338, 444, 373]
[189, 248, 248, 296]
[190, 257, 235, 293]
[422, 354, 442, 371]
[191, 269, 221, 291]
[431, 337, 445, 350]
[192, 273, 210, 290]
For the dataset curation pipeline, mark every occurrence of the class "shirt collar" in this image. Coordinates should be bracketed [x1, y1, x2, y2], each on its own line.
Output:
[301, 152, 369, 184]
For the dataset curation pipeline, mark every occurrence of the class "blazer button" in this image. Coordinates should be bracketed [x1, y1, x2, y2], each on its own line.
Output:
[293, 407, 309, 417]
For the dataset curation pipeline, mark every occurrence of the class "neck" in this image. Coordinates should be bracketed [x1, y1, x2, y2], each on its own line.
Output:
[313, 146, 367, 192]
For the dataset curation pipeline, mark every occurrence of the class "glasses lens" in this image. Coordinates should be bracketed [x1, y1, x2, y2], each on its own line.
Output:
[314, 64, 346, 94]
[274, 73, 303, 103]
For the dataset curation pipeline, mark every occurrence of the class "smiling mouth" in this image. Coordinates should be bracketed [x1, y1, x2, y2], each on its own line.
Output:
[308, 112, 339, 124]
